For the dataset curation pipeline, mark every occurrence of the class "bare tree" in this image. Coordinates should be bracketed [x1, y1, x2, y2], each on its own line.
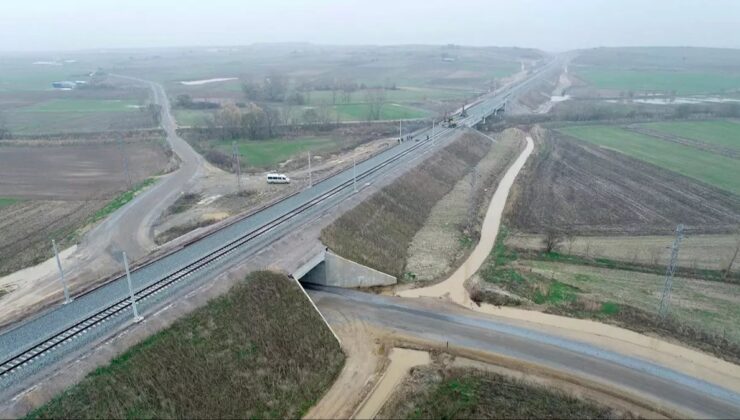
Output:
[542, 229, 564, 253]
[364, 88, 386, 121]
[264, 71, 288, 102]
[146, 103, 162, 126]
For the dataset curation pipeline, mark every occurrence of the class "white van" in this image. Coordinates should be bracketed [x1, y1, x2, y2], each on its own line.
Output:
[266, 173, 290, 184]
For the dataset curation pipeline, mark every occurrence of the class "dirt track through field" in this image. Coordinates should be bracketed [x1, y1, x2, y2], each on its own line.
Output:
[397, 136, 534, 303]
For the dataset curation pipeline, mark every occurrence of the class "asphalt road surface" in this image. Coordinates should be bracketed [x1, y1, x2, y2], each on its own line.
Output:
[309, 285, 740, 418]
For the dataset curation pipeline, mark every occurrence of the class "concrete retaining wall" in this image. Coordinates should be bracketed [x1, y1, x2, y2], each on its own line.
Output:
[298, 249, 396, 288]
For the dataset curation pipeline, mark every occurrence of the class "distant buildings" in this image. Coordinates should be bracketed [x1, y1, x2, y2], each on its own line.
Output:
[51, 80, 87, 90]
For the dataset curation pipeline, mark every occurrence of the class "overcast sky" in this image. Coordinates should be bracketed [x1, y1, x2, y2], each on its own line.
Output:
[1, 0, 739, 52]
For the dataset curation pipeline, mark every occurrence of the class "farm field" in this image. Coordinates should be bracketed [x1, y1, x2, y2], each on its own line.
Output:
[216, 136, 340, 168]
[636, 120, 740, 151]
[305, 86, 470, 105]
[0, 138, 169, 275]
[573, 68, 740, 95]
[476, 229, 740, 364]
[558, 125, 740, 195]
[506, 131, 739, 235]
[505, 233, 740, 272]
[27, 271, 345, 419]
[0, 140, 168, 200]
[332, 103, 429, 121]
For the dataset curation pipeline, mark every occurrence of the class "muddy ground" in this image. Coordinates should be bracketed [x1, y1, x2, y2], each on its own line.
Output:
[0, 138, 171, 276]
[506, 131, 740, 236]
[0, 139, 171, 200]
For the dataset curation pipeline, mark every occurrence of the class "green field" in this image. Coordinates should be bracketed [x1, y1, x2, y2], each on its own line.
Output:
[0, 197, 18, 208]
[559, 125, 740, 195]
[173, 109, 216, 126]
[639, 120, 740, 150]
[575, 68, 740, 94]
[333, 103, 428, 121]
[217, 136, 345, 168]
[306, 86, 469, 105]
[17, 99, 141, 113]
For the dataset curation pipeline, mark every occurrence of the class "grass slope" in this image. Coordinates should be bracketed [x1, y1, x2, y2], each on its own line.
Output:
[28, 271, 344, 419]
[639, 120, 740, 151]
[380, 367, 615, 419]
[560, 125, 740, 195]
[322, 133, 490, 278]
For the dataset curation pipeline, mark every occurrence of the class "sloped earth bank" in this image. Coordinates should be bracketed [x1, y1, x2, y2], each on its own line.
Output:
[321, 131, 492, 279]
[403, 129, 526, 285]
[396, 132, 740, 397]
[26, 271, 344, 419]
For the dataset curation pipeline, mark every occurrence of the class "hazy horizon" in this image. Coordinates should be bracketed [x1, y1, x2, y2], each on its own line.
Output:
[2, 0, 740, 53]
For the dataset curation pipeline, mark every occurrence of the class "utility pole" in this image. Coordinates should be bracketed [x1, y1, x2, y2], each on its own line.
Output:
[399, 119, 402, 139]
[52, 239, 72, 304]
[308, 151, 312, 187]
[353, 154, 357, 192]
[122, 251, 143, 323]
[118, 136, 132, 190]
[432, 119, 435, 139]
[659, 224, 685, 318]
[232, 141, 242, 191]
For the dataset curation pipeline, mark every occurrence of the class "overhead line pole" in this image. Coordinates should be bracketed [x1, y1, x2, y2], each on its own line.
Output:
[52, 239, 72, 305]
[232, 141, 242, 191]
[308, 151, 312, 188]
[122, 252, 143, 323]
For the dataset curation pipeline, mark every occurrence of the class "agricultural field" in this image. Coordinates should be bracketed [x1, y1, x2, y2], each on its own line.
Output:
[475, 228, 740, 364]
[332, 102, 429, 121]
[0, 138, 170, 275]
[379, 365, 621, 419]
[569, 47, 740, 97]
[634, 120, 740, 152]
[213, 136, 341, 169]
[322, 131, 492, 279]
[558, 125, 740, 195]
[573, 68, 740, 95]
[27, 271, 345, 419]
[507, 130, 739, 236]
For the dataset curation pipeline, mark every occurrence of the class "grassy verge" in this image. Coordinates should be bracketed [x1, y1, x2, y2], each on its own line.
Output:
[379, 366, 619, 419]
[0, 197, 19, 208]
[27, 271, 344, 419]
[88, 178, 156, 225]
[321, 133, 490, 278]
[559, 125, 740, 195]
[154, 219, 215, 245]
[475, 227, 740, 364]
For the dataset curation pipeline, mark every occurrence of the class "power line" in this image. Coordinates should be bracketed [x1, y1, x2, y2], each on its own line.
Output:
[659, 224, 685, 318]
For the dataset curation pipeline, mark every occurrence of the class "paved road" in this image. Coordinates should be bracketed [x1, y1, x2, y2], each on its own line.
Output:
[308, 286, 740, 418]
[86, 76, 205, 261]
[0, 61, 559, 390]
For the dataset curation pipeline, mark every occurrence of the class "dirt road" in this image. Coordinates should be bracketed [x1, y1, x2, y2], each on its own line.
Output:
[0, 77, 206, 327]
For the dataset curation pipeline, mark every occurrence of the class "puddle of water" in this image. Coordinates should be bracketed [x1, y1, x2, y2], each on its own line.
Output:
[354, 348, 431, 419]
[180, 77, 238, 86]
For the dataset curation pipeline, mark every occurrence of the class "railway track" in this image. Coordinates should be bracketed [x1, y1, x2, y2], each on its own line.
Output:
[0, 123, 458, 379]
[0, 59, 561, 380]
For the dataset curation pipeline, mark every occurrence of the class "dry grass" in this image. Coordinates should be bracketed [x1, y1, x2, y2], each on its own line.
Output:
[378, 366, 620, 419]
[321, 132, 491, 279]
[405, 129, 525, 283]
[27, 271, 344, 419]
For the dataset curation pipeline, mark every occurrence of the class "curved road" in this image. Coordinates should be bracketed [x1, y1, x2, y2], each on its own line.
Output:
[85, 76, 204, 261]
[309, 286, 740, 418]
